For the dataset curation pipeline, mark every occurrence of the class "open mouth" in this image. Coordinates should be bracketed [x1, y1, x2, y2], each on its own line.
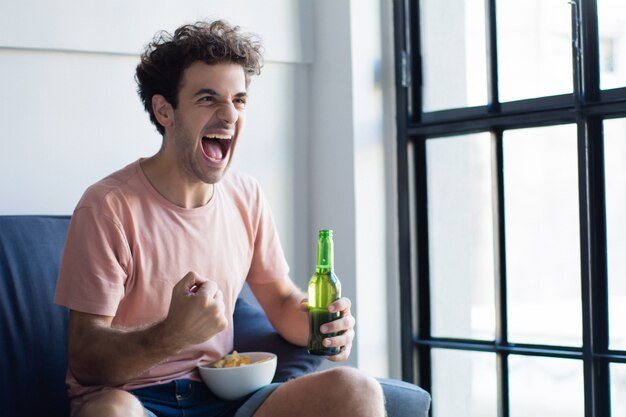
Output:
[201, 134, 232, 162]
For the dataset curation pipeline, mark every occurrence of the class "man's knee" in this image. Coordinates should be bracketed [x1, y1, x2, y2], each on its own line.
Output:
[254, 367, 385, 417]
[318, 367, 384, 404]
[76, 389, 145, 417]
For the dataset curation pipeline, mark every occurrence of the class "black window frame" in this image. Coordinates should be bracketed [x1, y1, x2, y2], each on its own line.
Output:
[393, 0, 626, 415]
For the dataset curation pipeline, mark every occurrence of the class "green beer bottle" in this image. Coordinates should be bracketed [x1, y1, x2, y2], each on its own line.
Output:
[307, 229, 341, 355]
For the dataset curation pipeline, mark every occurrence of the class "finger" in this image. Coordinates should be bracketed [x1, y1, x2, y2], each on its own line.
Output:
[320, 315, 355, 334]
[326, 344, 351, 362]
[189, 283, 202, 294]
[213, 288, 226, 314]
[323, 329, 354, 351]
[179, 271, 197, 287]
[299, 298, 309, 312]
[327, 346, 350, 362]
[180, 271, 208, 293]
[179, 273, 200, 296]
[328, 297, 351, 314]
[213, 287, 224, 300]
[194, 280, 218, 299]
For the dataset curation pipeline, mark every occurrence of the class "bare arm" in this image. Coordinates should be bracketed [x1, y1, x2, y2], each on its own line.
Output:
[248, 279, 309, 346]
[68, 311, 173, 386]
[248, 278, 357, 362]
[68, 272, 228, 386]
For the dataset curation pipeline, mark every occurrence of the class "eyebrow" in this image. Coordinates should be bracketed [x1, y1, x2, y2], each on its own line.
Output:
[193, 88, 248, 99]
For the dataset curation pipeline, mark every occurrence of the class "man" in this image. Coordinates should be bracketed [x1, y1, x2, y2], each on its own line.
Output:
[55, 20, 385, 417]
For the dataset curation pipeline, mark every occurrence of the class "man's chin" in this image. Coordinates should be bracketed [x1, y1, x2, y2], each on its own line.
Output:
[195, 153, 233, 184]
[202, 165, 230, 184]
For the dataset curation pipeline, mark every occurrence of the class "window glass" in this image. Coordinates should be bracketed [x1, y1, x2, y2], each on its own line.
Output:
[598, 0, 626, 90]
[611, 363, 626, 416]
[503, 125, 581, 346]
[426, 133, 496, 340]
[420, 0, 488, 112]
[603, 118, 626, 350]
[509, 355, 584, 417]
[432, 349, 497, 417]
[496, 0, 573, 102]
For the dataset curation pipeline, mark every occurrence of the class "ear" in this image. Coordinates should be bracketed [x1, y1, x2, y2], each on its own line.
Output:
[152, 94, 175, 130]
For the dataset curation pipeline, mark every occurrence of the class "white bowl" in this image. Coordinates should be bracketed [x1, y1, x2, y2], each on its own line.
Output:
[198, 352, 277, 400]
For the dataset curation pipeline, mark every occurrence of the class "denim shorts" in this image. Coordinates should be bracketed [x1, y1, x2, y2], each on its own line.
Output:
[129, 380, 282, 417]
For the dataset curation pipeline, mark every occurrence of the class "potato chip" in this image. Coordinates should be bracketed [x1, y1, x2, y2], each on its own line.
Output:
[211, 351, 252, 368]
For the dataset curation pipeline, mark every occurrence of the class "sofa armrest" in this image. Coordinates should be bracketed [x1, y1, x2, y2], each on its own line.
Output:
[378, 377, 431, 417]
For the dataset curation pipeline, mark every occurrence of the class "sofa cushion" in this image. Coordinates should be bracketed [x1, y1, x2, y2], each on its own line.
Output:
[0, 215, 71, 417]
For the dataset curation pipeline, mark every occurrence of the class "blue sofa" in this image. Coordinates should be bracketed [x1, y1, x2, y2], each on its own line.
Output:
[0, 215, 430, 416]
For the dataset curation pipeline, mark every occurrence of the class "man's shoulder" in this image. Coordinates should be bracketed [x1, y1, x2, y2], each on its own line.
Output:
[222, 170, 261, 191]
[220, 170, 265, 208]
[77, 161, 141, 210]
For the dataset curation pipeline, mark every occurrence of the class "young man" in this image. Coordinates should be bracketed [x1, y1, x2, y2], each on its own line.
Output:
[55, 20, 385, 417]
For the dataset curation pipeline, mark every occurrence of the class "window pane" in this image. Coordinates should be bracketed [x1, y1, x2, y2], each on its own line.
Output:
[503, 125, 581, 346]
[427, 133, 496, 340]
[509, 355, 584, 417]
[497, 0, 573, 102]
[611, 363, 626, 416]
[432, 349, 497, 417]
[604, 118, 626, 350]
[598, 0, 626, 90]
[420, 0, 488, 112]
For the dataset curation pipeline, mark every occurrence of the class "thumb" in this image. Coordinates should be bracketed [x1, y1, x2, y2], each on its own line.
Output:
[177, 271, 206, 294]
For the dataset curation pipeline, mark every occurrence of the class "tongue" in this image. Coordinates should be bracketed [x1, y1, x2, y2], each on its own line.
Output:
[202, 140, 223, 160]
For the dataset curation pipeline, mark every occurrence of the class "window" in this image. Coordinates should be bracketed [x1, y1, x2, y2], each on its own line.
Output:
[393, 0, 626, 415]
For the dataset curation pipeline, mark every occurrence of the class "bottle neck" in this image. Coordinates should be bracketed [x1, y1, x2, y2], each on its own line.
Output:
[315, 234, 334, 274]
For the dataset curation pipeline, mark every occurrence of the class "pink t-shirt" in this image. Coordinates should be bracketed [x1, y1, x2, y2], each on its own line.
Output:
[55, 159, 290, 400]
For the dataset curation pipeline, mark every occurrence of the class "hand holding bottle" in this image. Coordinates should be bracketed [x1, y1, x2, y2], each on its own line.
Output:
[301, 296, 355, 361]
[322, 297, 356, 362]
[306, 230, 356, 360]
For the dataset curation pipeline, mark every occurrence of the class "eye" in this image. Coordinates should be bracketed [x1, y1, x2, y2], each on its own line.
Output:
[233, 97, 247, 109]
[199, 95, 216, 103]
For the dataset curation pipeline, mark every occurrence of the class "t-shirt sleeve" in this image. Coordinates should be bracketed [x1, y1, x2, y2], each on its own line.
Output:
[55, 206, 131, 316]
[246, 185, 290, 284]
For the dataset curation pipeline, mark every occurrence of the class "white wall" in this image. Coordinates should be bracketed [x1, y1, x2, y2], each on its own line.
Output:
[0, 0, 313, 285]
[0, 0, 312, 62]
[0, 0, 400, 378]
[352, 0, 395, 378]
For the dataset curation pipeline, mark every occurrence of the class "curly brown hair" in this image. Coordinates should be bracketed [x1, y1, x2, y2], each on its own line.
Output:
[135, 20, 264, 135]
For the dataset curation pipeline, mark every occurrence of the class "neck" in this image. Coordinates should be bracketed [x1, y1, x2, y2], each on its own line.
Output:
[140, 156, 215, 209]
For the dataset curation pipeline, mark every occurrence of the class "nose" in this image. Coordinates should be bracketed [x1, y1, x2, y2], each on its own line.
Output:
[216, 102, 238, 125]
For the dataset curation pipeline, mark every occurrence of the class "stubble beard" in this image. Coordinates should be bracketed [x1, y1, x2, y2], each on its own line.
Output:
[174, 124, 230, 186]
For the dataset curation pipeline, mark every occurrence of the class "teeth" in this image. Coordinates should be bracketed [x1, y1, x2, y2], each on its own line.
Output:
[203, 134, 231, 140]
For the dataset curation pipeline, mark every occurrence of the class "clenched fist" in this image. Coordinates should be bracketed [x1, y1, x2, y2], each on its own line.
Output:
[161, 272, 228, 349]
